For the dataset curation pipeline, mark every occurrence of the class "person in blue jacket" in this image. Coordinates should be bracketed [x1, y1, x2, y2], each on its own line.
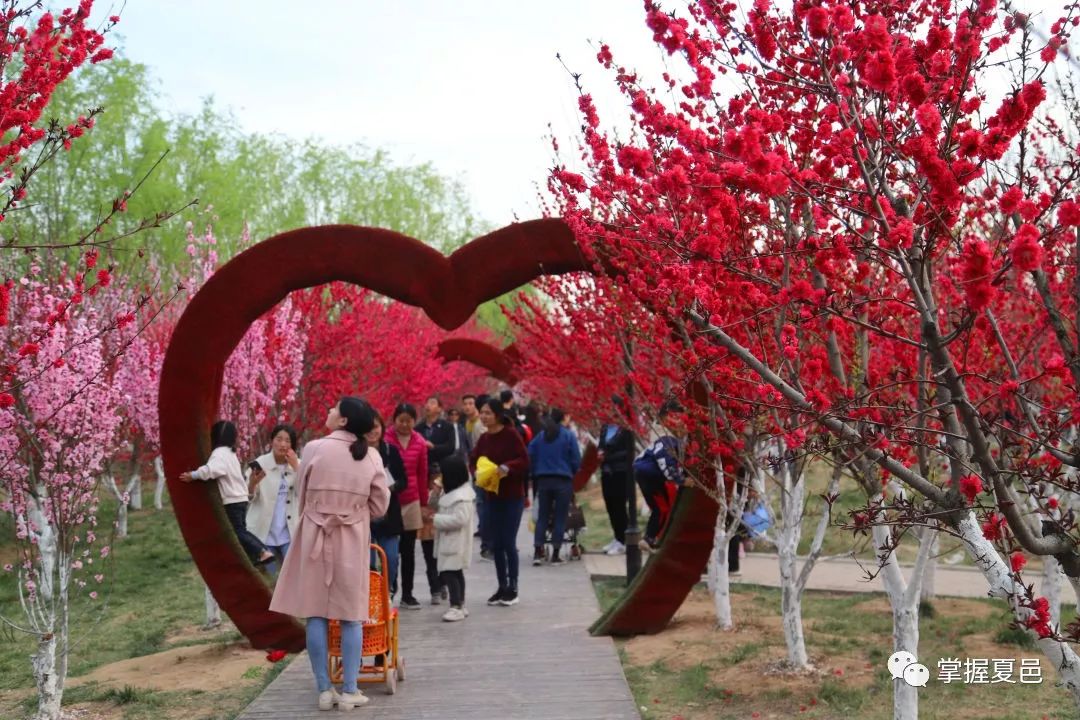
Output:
[528, 408, 582, 565]
[634, 401, 687, 549]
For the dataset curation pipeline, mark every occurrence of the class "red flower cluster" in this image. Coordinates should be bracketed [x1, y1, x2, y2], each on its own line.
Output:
[958, 474, 983, 504]
[960, 241, 995, 310]
[981, 513, 1007, 541]
[1009, 224, 1043, 272]
[1025, 597, 1053, 639]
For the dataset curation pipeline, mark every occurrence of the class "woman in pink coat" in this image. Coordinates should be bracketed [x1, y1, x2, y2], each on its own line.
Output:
[270, 397, 391, 711]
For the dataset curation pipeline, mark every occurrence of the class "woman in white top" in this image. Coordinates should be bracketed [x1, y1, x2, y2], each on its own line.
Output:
[180, 420, 274, 566]
[246, 423, 301, 574]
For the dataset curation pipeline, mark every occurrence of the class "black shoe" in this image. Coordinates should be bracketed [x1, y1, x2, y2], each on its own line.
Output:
[551, 553, 564, 565]
[487, 589, 506, 606]
[499, 589, 519, 606]
[532, 547, 544, 566]
[400, 596, 421, 610]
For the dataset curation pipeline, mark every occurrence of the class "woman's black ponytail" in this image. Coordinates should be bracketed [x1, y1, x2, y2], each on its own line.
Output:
[337, 396, 376, 460]
[543, 408, 565, 442]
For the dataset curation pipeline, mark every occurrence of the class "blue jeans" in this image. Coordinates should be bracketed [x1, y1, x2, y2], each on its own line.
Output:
[266, 542, 290, 576]
[534, 476, 573, 552]
[487, 496, 525, 591]
[307, 617, 362, 693]
[371, 533, 400, 597]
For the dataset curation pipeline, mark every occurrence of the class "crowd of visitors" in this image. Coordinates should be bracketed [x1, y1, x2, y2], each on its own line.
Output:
[181, 390, 746, 709]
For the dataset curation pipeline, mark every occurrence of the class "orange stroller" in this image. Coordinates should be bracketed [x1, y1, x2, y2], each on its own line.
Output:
[327, 544, 405, 694]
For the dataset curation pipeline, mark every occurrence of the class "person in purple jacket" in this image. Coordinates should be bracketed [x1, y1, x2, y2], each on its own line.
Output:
[528, 408, 582, 566]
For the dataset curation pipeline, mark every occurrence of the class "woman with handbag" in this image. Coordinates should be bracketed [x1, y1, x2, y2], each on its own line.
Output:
[386, 402, 440, 610]
[471, 397, 530, 607]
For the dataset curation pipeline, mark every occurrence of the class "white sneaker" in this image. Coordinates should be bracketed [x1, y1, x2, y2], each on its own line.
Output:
[442, 607, 466, 622]
[605, 541, 626, 556]
[337, 690, 368, 710]
[317, 689, 340, 711]
[601, 539, 617, 553]
[463, 607, 470, 617]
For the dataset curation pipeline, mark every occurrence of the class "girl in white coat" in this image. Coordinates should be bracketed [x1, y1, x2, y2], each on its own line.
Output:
[433, 455, 476, 622]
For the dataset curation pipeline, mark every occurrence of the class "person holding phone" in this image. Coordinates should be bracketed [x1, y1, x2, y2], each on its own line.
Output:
[246, 424, 302, 575]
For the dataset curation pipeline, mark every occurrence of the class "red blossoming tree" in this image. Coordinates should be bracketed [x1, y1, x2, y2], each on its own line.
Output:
[546, 0, 1080, 714]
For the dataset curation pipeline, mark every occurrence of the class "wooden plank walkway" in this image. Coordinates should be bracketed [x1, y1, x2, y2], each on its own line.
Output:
[237, 523, 640, 720]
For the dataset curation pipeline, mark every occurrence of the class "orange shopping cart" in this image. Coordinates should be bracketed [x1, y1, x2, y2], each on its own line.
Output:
[327, 543, 405, 694]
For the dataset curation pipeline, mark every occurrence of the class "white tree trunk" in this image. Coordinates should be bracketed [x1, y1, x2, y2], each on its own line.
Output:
[919, 529, 938, 602]
[27, 498, 69, 720]
[709, 510, 734, 631]
[153, 456, 166, 510]
[1044, 555, 1062, 629]
[204, 584, 221, 628]
[129, 470, 142, 510]
[777, 473, 809, 668]
[871, 518, 933, 720]
[31, 633, 61, 720]
[103, 474, 138, 539]
[956, 512, 1080, 705]
[891, 600, 920, 720]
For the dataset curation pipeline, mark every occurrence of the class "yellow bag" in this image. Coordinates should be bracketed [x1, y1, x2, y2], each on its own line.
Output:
[475, 456, 501, 494]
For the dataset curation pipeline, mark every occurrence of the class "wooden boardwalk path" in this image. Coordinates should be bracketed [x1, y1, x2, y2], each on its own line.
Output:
[237, 524, 640, 720]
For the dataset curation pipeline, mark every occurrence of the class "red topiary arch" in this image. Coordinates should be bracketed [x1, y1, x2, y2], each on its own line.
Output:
[159, 219, 718, 650]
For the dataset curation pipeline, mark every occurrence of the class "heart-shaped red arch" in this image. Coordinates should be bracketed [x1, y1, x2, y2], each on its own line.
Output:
[159, 219, 717, 650]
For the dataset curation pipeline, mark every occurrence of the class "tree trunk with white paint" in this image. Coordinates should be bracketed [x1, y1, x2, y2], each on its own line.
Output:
[871, 520, 931, 720]
[708, 509, 734, 631]
[1044, 555, 1062, 629]
[919, 529, 938, 602]
[153, 456, 166, 510]
[777, 471, 809, 668]
[104, 474, 139, 539]
[129, 471, 142, 510]
[204, 584, 221, 628]
[955, 512, 1080, 705]
[26, 498, 71, 720]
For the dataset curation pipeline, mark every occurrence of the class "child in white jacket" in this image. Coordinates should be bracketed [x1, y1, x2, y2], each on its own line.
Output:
[179, 420, 274, 567]
[433, 455, 476, 622]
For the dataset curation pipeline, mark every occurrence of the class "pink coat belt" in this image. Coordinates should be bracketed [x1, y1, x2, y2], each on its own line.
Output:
[304, 507, 368, 588]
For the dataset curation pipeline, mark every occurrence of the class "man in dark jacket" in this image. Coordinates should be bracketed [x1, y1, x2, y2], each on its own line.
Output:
[597, 419, 634, 556]
[416, 396, 455, 479]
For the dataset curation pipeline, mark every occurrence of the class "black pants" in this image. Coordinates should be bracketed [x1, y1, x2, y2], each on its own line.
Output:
[728, 524, 748, 573]
[601, 468, 629, 544]
[223, 501, 268, 563]
[636, 472, 669, 542]
[439, 570, 465, 607]
[401, 531, 439, 599]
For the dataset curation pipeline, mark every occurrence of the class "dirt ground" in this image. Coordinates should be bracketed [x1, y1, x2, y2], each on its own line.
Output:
[4, 624, 275, 720]
[617, 587, 1066, 720]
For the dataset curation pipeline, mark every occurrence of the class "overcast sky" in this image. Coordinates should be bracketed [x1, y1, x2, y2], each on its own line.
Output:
[102, 1, 673, 227]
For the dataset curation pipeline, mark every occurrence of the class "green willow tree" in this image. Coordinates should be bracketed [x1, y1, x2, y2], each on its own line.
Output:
[9, 57, 485, 263]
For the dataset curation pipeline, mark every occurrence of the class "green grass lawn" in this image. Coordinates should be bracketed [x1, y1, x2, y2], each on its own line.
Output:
[594, 577, 1077, 720]
[0, 490, 289, 720]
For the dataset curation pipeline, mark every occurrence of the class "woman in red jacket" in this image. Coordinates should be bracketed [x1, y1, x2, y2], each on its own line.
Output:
[386, 403, 438, 610]
[470, 397, 530, 606]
